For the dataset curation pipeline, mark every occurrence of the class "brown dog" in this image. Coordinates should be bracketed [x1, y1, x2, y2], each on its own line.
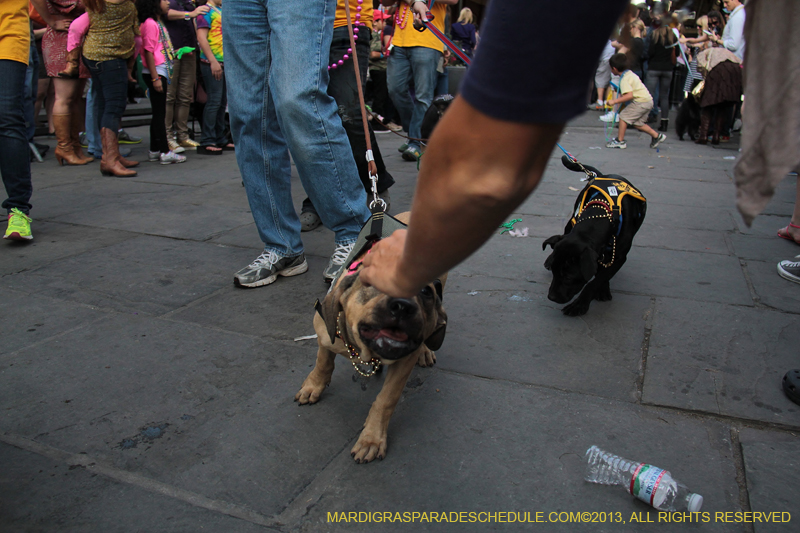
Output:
[294, 212, 447, 463]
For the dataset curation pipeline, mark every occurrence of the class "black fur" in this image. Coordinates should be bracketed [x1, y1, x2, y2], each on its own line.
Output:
[542, 157, 646, 316]
[675, 93, 701, 141]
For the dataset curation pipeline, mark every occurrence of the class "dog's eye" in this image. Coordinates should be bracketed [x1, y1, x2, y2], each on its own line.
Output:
[420, 286, 433, 299]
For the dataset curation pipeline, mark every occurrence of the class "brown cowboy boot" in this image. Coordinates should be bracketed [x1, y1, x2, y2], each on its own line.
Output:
[695, 109, 711, 145]
[70, 108, 93, 164]
[100, 128, 137, 177]
[53, 114, 90, 165]
[58, 47, 81, 79]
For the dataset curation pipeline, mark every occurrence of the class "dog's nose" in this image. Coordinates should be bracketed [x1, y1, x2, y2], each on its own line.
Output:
[388, 298, 417, 318]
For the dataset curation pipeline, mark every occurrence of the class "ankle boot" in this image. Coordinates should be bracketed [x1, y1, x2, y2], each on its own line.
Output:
[695, 110, 711, 145]
[54, 114, 90, 165]
[659, 119, 669, 132]
[57, 47, 81, 79]
[711, 113, 724, 145]
[69, 109, 93, 164]
[100, 128, 137, 177]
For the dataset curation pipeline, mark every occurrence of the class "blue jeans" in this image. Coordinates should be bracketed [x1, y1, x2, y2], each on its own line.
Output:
[387, 46, 441, 150]
[645, 69, 672, 120]
[0, 60, 33, 215]
[199, 62, 228, 146]
[25, 38, 39, 142]
[83, 58, 129, 132]
[85, 79, 103, 156]
[224, 0, 370, 255]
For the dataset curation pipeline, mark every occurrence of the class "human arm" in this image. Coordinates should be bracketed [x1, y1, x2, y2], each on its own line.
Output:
[30, 0, 69, 31]
[359, 97, 563, 297]
[196, 27, 222, 80]
[607, 91, 633, 106]
[167, 4, 209, 21]
[144, 50, 163, 91]
[719, 13, 745, 54]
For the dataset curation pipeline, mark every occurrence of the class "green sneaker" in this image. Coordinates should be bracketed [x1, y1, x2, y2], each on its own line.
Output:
[397, 143, 409, 153]
[4, 208, 33, 241]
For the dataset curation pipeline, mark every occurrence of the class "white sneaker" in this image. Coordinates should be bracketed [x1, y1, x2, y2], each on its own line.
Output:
[599, 111, 618, 123]
[323, 241, 356, 282]
[160, 151, 187, 165]
[148, 150, 160, 162]
[167, 139, 186, 154]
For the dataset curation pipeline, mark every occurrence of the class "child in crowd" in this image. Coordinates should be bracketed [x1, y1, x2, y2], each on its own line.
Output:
[605, 53, 667, 150]
[137, 0, 186, 164]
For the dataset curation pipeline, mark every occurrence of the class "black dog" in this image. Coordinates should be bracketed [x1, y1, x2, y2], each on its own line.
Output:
[675, 93, 701, 141]
[420, 94, 454, 141]
[542, 156, 647, 316]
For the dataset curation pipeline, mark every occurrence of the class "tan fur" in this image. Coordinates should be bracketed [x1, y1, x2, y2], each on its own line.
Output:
[294, 212, 447, 463]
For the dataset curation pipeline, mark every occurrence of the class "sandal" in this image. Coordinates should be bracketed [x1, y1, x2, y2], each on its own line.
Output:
[197, 145, 222, 155]
[777, 222, 800, 244]
[216, 143, 235, 151]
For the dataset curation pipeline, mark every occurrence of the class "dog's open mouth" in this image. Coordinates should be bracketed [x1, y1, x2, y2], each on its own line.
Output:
[359, 324, 418, 359]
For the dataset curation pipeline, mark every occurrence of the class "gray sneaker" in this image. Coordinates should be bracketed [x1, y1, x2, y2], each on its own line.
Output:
[323, 242, 356, 282]
[606, 138, 627, 149]
[650, 133, 667, 149]
[234, 250, 308, 288]
[777, 255, 800, 285]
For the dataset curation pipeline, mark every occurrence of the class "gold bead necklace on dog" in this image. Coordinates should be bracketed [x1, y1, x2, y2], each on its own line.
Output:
[336, 312, 382, 377]
[575, 199, 616, 268]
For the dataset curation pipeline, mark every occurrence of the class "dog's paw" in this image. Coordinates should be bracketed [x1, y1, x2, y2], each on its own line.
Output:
[351, 428, 387, 463]
[294, 377, 328, 405]
[417, 347, 436, 367]
[562, 299, 590, 316]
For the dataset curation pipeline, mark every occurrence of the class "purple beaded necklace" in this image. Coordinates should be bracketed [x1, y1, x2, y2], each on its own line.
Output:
[328, 0, 368, 70]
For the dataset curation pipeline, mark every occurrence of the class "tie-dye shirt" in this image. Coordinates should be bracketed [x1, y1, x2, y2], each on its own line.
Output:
[196, 4, 223, 62]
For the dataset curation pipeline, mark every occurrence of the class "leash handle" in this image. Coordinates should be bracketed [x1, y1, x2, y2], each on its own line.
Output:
[343, 0, 382, 210]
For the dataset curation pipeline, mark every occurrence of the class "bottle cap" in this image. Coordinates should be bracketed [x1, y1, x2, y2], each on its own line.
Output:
[687, 493, 703, 512]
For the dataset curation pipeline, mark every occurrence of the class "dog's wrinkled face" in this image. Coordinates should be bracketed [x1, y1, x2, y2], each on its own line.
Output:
[543, 235, 598, 304]
[321, 266, 446, 362]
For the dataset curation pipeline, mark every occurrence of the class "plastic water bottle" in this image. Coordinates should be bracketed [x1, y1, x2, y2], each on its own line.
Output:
[585, 445, 703, 512]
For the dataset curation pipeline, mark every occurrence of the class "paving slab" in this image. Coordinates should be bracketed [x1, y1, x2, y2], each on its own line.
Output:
[742, 260, 800, 313]
[642, 298, 800, 426]
[0, 313, 380, 518]
[291, 371, 741, 533]
[0, 441, 274, 533]
[0, 287, 106, 356]
[0, 220, 135, 276]
[728, 233, 800, 262]
[0, 235, 257, 316]
[738, 428, 800, 533]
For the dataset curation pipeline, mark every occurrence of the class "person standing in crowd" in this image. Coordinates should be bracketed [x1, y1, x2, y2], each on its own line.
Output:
[450, 7, 477, 58]
[82, 0, 140, 177]
[195, 0, 230, 155]
[708, 0, 745, 61]
[137, 0, 186, 165]
[694, 47, 742, 146]
[298, 0, 396, 232]
[31, 0, 93, 166]
[163, 0, 208, 153]
[1, 0, 35, 241]
[644, 10, 677, 133]
[224, 0, 373, 286]
[384, 0, 458, 163]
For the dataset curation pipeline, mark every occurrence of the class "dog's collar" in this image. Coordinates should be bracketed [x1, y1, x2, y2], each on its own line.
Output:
[337, 312, 382, 378]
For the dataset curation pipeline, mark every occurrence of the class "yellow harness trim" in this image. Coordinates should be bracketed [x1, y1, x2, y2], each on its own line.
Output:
[570, 177, 646, 227]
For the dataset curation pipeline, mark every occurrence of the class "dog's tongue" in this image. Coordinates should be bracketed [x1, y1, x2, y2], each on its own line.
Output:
[376, 328, 408, 342]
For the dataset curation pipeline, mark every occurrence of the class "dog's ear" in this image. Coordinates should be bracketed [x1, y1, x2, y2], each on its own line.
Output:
[319, 275, 357, 344]
[542, 235, 562, 250]
[432, 279, 443, 301]
[580, 248, 599, 280]
[424, 307, 447, 351]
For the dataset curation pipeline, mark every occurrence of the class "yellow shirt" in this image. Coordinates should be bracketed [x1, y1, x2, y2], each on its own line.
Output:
[0, 0, 31, 65]
[391, 3, 446, 52]
[334, 0, 373, 30]
[619, 71, 652, 103]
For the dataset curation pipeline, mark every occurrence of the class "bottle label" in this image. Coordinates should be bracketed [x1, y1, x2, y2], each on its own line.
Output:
[630, 464, 666, 506]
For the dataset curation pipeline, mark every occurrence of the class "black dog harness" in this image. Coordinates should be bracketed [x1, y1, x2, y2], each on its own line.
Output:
[567, 177, 647, 267]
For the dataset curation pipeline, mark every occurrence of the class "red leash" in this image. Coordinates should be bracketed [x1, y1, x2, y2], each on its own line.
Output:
[414, 8, 471, 66]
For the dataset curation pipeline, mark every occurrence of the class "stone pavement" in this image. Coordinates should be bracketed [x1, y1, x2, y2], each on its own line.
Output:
[1, 111, 798, 533]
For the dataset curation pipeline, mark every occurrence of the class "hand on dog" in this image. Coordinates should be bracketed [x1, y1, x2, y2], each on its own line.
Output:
[360, 229, 419, 299]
